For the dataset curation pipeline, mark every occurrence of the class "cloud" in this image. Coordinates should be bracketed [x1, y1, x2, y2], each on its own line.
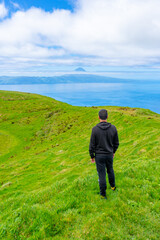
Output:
[0, 0, 160, 74]
[0, 2, 8, 19]
[10, 1, 21, 10]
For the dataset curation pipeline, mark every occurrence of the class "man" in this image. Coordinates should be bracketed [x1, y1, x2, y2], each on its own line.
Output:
[89, 109, 119, 199]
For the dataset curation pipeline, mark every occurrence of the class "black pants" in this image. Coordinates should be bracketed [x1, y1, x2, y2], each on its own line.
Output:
[95, 153, 115, 197]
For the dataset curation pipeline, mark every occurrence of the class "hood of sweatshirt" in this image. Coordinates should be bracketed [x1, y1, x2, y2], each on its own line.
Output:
[96, 122, 111, 130]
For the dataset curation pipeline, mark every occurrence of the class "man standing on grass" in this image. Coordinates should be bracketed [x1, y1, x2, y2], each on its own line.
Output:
[89, 109, 119, 199]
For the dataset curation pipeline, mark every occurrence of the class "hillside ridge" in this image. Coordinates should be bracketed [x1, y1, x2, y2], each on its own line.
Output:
[0, 90, 159, 239]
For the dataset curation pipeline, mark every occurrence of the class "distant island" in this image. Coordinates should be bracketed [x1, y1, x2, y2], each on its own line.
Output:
[74, 67, 86, 72]
[0, 74, 134, 85]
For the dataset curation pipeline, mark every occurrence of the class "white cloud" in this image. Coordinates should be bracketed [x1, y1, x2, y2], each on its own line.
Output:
[0, 2, 8, 19]
[10, 1, 21, 10]
[0, 0, 160, 74]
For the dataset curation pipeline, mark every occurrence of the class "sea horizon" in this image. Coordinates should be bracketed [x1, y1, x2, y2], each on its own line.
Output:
[0, 75, 160, 114]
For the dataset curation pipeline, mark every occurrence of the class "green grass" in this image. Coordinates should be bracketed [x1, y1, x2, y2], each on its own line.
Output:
[0, 90, 160, 240]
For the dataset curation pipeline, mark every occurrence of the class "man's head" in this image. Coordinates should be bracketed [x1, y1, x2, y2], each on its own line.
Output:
[98, 109, 108, 121]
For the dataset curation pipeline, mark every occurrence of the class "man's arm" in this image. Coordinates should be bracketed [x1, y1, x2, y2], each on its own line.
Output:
[89, 128, 96, 160]
[113, 128, 119, 154]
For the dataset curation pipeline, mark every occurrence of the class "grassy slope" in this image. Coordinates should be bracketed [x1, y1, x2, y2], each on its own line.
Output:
[0, 90, 159, 240]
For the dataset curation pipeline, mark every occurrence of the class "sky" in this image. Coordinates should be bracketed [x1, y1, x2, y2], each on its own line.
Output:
[0, 0, 160, 76]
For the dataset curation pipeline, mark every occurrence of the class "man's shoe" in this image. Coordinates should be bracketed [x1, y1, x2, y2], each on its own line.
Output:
[111, 186, 116, 191]
[100, 195, 107, 200]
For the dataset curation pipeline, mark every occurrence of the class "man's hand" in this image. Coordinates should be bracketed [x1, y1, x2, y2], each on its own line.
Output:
[113, 153, 115, 158]
[91, 158, 95, 163]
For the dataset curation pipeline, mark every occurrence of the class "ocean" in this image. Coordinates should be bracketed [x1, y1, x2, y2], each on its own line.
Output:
[0, 81, 160, 114]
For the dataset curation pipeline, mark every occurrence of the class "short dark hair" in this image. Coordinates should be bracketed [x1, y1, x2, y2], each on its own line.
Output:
[99, 109, 108, 120]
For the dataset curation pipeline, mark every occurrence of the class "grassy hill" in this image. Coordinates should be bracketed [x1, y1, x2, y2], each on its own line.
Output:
[0, 90, 159, 240]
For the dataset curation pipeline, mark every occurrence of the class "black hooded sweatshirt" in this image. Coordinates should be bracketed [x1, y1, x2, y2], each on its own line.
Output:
[89, 122, 119, 158]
